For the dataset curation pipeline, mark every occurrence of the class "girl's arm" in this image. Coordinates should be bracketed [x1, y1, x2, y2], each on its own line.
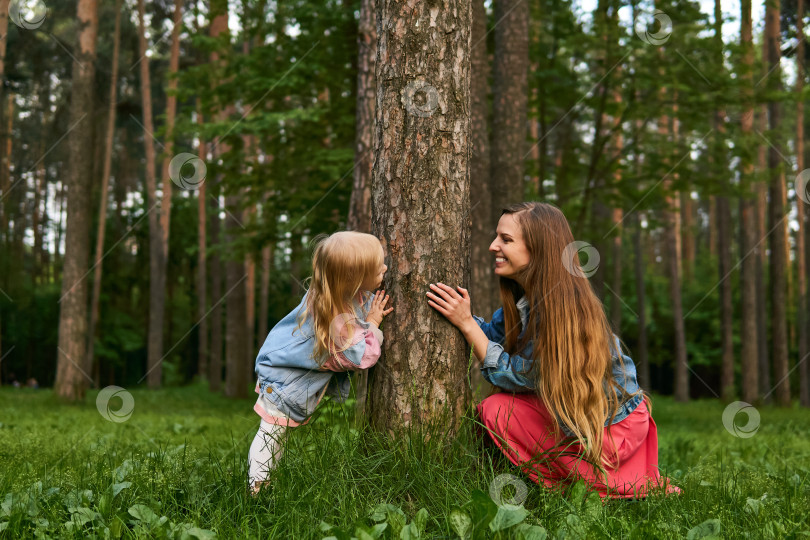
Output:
[319, 320, 382, 372]
[319, 291, 391, 372]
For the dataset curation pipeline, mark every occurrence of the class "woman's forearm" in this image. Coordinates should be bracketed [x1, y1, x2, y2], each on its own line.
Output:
[459, 320, 490, 364]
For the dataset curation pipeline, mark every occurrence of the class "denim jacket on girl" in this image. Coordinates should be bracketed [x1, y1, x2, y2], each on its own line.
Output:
[254, 291, 383, 426]
[472, 296, 644, 437]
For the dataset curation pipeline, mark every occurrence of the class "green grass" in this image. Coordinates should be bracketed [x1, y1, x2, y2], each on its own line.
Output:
[1, 384, 808, 539]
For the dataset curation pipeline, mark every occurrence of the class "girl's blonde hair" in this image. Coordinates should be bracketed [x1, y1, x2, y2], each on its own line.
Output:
[498, 202, 643, 469]
[296, 231, 384, 363]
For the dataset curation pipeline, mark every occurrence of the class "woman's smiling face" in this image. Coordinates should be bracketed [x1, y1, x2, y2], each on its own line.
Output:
[489, 213, 531, 284]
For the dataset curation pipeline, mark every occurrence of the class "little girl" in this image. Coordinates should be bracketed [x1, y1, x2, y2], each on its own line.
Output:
[248, 231, 393, 494]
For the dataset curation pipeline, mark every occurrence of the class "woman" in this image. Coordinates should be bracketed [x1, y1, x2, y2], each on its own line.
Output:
[426, 202, 680, 498]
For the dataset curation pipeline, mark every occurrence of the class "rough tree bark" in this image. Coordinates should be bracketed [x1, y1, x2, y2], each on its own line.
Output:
[369, 0, 473, 434]
[54, 0, 99, 401]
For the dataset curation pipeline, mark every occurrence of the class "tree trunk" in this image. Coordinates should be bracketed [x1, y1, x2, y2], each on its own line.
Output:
[708, 196, 717, 257]
[717, 195, 734, 399]
[88, 0, 122, 382]
[634, 212, 650, 390]
[369, 0, 472, 434]
[137, 0, 165, 388]
[258, 242, 272, 343]
[160, 0, 182, 260]
[224, 197, 249, 399]
[348, 0, 375, 234]
[54, 0, 99, 401]
[196, 101, 209, 380]
[490, 0, 528, 217]
[660, 92, 689, 401]
[755, 101, 771, 401]
[470, 0, 497, 329]
[207, 2, 229, 393]
[712, 0, 734, 401]
[0, 0, 9, 242]
[351, 0, 377, 418]
[739, 0, 759, 404]
[765, 0, 790, 406]
[680, 192, 694, 282]
[797, 0, 809, 407]
[208, 191, 223, 392]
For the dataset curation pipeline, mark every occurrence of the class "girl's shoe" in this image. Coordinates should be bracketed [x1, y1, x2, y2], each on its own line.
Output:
[250, 481, 270, 497]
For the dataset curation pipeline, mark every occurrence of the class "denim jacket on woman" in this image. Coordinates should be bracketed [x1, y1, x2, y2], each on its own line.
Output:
[472, 296, 644, 437]
[254, 291, 383, 425]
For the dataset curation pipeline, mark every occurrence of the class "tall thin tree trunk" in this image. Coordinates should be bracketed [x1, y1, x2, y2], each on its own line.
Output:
[793, 0, 810, 407]
[756, 101, 771, 401]
[351, 0, 377, 418]
[765, 0, 790, 406]
[470, 0, 496, 320]
[490, 0, 528, 216]
[713, 0, 734, 401]
[208, 191, 223, 392]
[196, 101, 209, 380]
[0, 0, 10, 244]
[634, 212, 650, 390]
[717, 194, 734, 399]
[88, 0, 122, 383]
[659, 88, 689, 401]
[54, 0, 100, 401]
[681, 192, 695, 282]
[739, 0, 759, 404]
[369, 0, 472, 434]
[137, 0, 165, 388]
[348, 0, 375, 234]
[207, 2, 228, 393]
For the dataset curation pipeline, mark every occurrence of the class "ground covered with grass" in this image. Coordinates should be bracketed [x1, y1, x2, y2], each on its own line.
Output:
[1, 384, 808, 539]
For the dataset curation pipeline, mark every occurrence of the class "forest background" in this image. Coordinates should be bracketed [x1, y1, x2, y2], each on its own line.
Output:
[0, 0, 808, 411]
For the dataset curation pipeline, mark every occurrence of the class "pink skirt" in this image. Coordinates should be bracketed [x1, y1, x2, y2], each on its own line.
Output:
[477, 392, 681, 499]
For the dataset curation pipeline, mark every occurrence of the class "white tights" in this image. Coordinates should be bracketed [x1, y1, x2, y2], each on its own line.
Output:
[247, 419, 287, 488]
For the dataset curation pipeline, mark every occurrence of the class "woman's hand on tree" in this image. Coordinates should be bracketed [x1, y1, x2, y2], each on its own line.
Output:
[367, 290, 393, 327]
[426, 283, 474, 330]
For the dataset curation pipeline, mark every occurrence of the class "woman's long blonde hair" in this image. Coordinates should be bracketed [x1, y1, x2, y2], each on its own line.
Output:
[296, 231, 384, 364]
[499, 202, 640, 469]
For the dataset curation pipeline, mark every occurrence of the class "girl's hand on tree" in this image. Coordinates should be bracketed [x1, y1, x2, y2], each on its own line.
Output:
[426, 283, 473, 330]
[367, 290, 393, 327]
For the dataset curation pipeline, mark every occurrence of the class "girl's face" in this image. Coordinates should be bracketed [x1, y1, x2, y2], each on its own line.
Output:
[360, 245, 387, 291]
[489, 214, 531, 284]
